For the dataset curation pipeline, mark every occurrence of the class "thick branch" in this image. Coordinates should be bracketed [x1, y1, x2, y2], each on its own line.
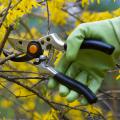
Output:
[0, 51, 22, 65]
[0, 25, 14, 56]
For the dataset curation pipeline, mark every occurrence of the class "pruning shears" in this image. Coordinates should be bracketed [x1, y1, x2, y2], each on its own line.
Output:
[3, 33, 115, 104]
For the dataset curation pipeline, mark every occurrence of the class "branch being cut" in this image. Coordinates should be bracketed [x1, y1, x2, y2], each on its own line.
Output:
[0, 51, 22, 65]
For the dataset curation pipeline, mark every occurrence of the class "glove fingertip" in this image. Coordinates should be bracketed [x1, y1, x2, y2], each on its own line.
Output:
[59, 85, 69, 97]
[48, 78, 58, 89]
[80, 97, 88, 105]
[66, 91, 79, 103]
[66, 38, 82, 61]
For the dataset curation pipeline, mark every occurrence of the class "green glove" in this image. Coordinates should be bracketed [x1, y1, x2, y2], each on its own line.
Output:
[48, 17, 120, 104]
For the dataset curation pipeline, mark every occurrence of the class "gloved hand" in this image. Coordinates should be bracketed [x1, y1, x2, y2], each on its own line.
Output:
[48, 17, 120, 104]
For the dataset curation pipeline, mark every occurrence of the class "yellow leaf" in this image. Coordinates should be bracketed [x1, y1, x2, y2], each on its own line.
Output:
[33, 112, 42, 120]
[42, 109, 59, 120]
[22, 100, 35, 110]
[1, 99, 13, 108]
[67, 109, 84, 120]
[106, 111, 115, 120]
[86, 105, 102, 114]
[116, 74, 120, 80]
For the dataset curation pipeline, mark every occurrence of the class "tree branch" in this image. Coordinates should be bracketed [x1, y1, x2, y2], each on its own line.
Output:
[0, 51, 22, 65]
[46, 0, 50, 34]
[0, 0, 12, 27]
[0, 73, 57, 110]
[0, 25, 14, 56]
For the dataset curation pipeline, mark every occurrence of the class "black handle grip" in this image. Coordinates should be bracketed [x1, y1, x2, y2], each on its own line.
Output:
[60, 40, 114, 104]
[54, 72, 97, 104]
[64, 40, 114, 55]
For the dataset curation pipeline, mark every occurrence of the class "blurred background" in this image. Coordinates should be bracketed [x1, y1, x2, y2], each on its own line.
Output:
[0, 0, 120, 120]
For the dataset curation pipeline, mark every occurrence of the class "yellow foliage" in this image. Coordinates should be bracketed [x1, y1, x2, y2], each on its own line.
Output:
[66, 0, 76, 2]
[1, 99, 13, 108]
[81, 0, 112, 6]
[0, 0, 39, 42]
[0, 79, 7, 89]
[67, 101, 103, 120]
[68, 100, 80, 107]
[12, 62, 38, 72]
[86, 105, 102, 114]
[112, 8, 120, 17]
[30, 27, 42, 39]
[0, 26, 6, 43]
[10, 84, 33, 96]
[22, 100, 35, 110]
[42, 109, 59, 120]
[20, 27, 41, 39]
[115, 70, 120, 80]
[116, 74, 120, 80]
[54, 51, 63, 66]
[67, 109, 84, 120]
[53, 94, 66, 103]
[81, 0, 89, 6]
[6, 0, 38, 26]
[66, 101, 85, 120]
[28, 78, 39, 85]
[81, 0, 101, 6]
[81, 8, 120, 23]
[33, 112, 42, 120]
[106, 111, 115, 120]
[44, 0, 69, 25]
[0, 5, 5, 12]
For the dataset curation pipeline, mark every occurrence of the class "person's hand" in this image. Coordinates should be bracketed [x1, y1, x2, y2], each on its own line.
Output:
[48, 17, 120, 104]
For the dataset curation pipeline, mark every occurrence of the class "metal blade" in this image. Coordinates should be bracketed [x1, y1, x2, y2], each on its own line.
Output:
[8, 38, 30, 53]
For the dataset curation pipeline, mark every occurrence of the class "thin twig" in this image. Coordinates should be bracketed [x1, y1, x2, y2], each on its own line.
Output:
[0, 70, 39, 74]
[11, 0, 22, 10]
[0, 94, 39, 118]
[16, 94, 35, 98]
[0, 75, 46, 80]
[0, 73, 107, 119]
[97, 90, 120, 98]
[38, 0, 46, 5]
[0, 52, 22, 65]
[0, 73, 57, 110]
[51, 101, 105, 119]
[0, 82, 17, 97]
[46, 0, 50, 34]
[31, 79, 48, 88]
[19, 20, 34, 39]
[62, 8, 84, 23]
[0, 73, 104, 116]
[0, 0, 22, 17]
[0, 0, 12, 27]
[28, 13, 46, 19]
